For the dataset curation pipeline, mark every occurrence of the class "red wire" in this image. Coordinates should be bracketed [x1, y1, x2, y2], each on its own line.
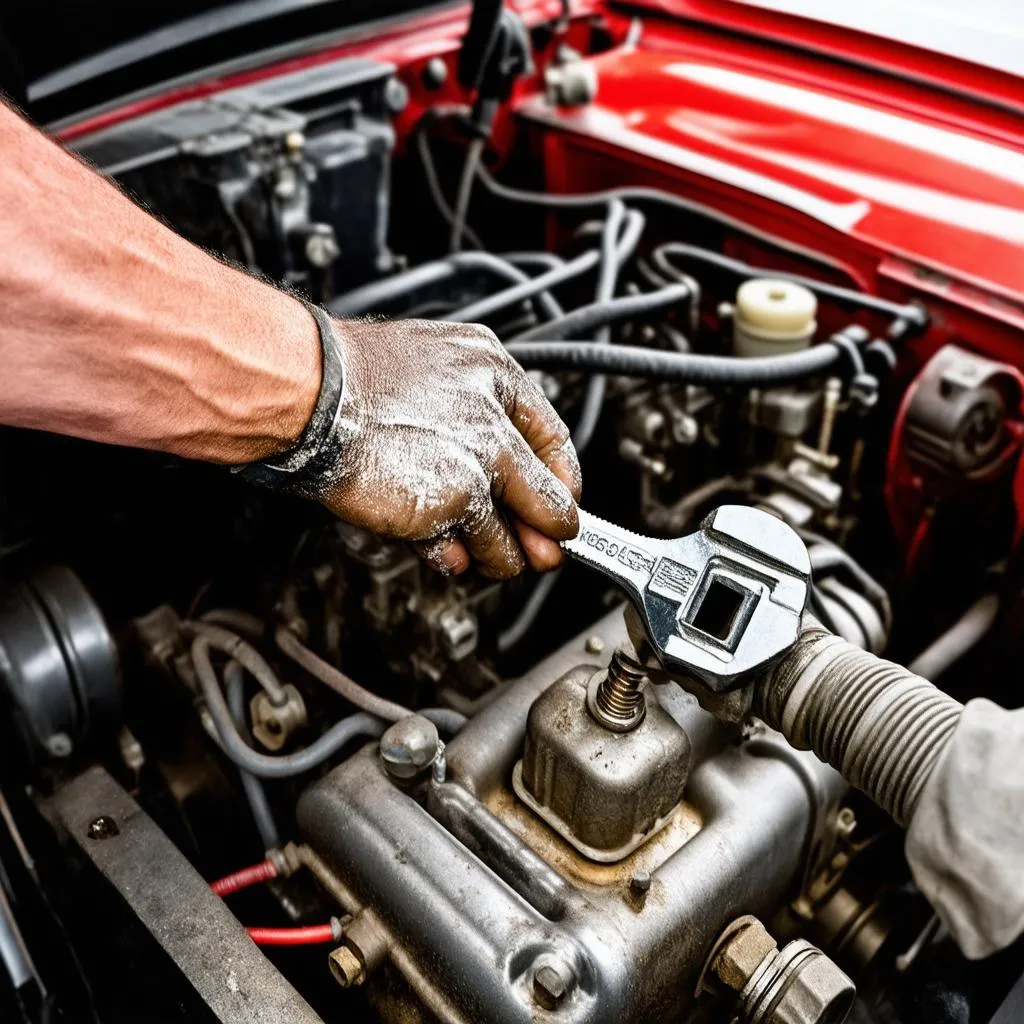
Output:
[246, 924, 337, 946]
[210, 859, 279, 897]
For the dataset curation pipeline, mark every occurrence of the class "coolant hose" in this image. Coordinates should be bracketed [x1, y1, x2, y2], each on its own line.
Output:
[505, 338, 851, 384]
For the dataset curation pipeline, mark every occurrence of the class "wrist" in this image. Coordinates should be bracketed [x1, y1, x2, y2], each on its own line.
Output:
[203, 278, 323, 465]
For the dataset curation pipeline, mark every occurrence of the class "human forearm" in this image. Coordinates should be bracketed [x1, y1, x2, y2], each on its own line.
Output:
[0, 102, 319, 463]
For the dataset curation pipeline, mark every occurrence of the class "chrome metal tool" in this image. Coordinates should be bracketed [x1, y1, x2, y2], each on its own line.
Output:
[561, 505, 811, 690]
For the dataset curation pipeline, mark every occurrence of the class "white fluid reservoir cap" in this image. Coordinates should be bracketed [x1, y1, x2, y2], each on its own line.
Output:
[733, 278, 817, 357]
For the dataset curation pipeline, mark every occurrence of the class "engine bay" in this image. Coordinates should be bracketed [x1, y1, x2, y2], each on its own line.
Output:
[3, 8, 1024, 1023]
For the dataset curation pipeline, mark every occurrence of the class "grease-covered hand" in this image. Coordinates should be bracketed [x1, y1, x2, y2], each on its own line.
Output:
[314, 319, 581, 578]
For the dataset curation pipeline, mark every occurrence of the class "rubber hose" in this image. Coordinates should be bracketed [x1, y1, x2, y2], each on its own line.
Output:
[183, 621, 288, 706]
[653, 242, 924, 325]
[505, 339, 848, 383]
[507, 284, 692, 343]
[330, 252, 562, 320]
[755, 625, 963, 826]
[192, 636, 384, 779]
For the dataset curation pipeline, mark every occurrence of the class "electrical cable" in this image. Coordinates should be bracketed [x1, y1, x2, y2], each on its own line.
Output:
[450, 137, 485, 253]
[246, 924, 338, 946]
[504, 338, 856, 383]
[573, 199, 626, 453]
[415, 113, 486, 251]
[474, 163, 863, 278]
[444, 206, 642, 325]
[210, 858, 279, 898]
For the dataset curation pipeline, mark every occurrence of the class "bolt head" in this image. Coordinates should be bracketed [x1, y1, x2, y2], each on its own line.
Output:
[87, 816, 119, 841]
[714, 919, 777, 992]
[584, 635, 605, 655]
[630, 869, 652, 896]
[328, 945, 366, 988]
[422, 57, 449, 89]
[380, 715, 440, 780]
[533, 962, 574, 1010]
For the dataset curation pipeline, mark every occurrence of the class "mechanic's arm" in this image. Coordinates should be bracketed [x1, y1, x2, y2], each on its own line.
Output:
[0, 102, 580, 577]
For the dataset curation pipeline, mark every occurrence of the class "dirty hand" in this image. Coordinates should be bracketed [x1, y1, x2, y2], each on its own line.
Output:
[315, 319, 581, 578]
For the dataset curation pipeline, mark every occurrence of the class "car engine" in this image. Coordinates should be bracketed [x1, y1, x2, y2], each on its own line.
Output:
[2, 12, 1024, 1024]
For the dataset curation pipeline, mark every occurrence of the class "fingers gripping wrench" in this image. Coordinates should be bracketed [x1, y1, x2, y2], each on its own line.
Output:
[561, 506, 811, 691]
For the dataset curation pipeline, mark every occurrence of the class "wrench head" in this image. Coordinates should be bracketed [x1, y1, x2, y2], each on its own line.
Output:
[639, 506, 810, 691]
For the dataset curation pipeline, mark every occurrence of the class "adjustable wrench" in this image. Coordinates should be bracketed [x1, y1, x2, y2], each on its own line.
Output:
[561, 505, 811, 691]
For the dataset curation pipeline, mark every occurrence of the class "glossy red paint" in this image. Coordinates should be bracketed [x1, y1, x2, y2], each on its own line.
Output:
[518, 46, 1024, 303]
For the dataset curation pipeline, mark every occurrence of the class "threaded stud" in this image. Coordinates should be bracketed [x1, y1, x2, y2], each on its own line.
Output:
[587, 646, 647, 732]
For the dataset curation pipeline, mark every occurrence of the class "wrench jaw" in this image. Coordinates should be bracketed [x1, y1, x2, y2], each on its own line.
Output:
[642, 507, 811, 692]
[565, 505, 811, 695]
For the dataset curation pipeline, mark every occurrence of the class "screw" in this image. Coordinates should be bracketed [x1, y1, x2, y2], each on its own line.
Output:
[328, 945, 366, 988]
[630, 869, 652, 897]
[585, 635, 605, 655]
[533, 961, 574, 1010]
[87, 816, 119, 841]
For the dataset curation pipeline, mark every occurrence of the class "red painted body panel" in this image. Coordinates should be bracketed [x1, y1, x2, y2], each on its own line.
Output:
[517, 45, 1024, 303]
[59, 0, 1024, 365]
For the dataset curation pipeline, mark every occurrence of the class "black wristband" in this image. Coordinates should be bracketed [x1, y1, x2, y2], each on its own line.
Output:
[234, 302, 347, 494]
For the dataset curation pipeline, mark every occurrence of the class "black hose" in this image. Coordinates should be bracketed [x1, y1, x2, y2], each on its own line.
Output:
[505, 338, 852, 383]
[329, 252, 563, 320]
[444, 249, 600, 323]
[474, 163, 860, 278]
[654, 242, 927, 328]
[508, 283, 692, 343]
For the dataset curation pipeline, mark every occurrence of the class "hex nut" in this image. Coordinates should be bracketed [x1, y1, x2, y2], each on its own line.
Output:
[328, 945, 366, 988]
[714, 918, 778, 992]
[533, 962, 574, 1011]
[768, 953, 855, 1024]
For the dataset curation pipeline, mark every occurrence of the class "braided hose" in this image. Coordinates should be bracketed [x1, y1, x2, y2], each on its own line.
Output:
[754, 626, 963, 827]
